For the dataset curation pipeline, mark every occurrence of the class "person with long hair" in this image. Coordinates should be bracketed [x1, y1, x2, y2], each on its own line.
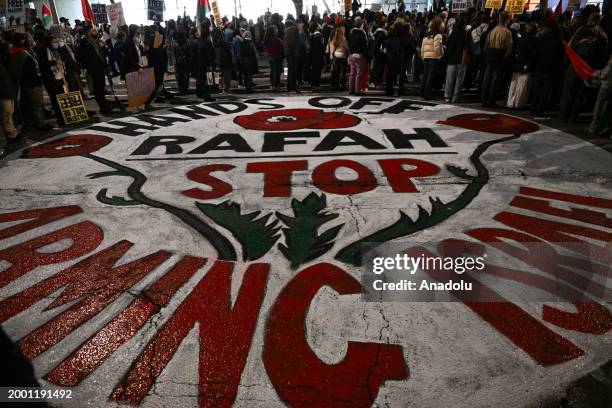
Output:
[264, 25, 284, 91]
[530, 15, 565, 116]
[420, 17, 445, 100]
[328, 19, 349, 90]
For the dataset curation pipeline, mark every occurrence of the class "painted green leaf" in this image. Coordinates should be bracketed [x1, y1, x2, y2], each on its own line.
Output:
[276, 193, 344, 269]
[196, 201, 280, 261]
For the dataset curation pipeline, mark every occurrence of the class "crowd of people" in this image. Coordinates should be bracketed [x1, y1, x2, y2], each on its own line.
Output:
[1, 4, 612, 156]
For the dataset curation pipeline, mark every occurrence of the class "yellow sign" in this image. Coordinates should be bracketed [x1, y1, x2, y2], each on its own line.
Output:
[505, 0, 526, 13]
[211, 0, 222, 27]
[56, 91, 89, 125]
[485, 0, 503, 8]
[343, 0, 351, 13]
[566, 0, 580, 11]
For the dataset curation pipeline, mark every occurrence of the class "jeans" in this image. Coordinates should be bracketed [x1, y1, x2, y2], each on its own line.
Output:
[20, 86, 46, 128]
[420, 59, 440, 99]
[269, 57, 283, 88]
[444, 64, 466, 102]
[348, 55, 366, 94]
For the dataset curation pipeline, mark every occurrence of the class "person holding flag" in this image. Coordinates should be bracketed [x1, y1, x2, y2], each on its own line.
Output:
[197, 0, 212, 26]
[41, 2, 53, 29]
[81, 0, 96, 24]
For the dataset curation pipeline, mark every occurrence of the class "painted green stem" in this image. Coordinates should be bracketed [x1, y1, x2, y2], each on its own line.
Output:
[84, 153, 237, 261]
[335, 134, 520, 266]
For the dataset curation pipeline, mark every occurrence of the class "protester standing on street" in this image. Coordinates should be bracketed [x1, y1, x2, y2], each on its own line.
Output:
[36, 31, 68, 125]
[445, 17, 470, 103]
[506, 23, 537, 108]
[264, 25, 284, 91]
[420, 17, 445, 100]
[309, 23, 325, 90]
[348, 19, 370, 96]
[481, 12, 512, 108]
[8, 33, 49, 131]
[196, 19, 216, 101]
[284, 19, 300, 92]
[80, 24, 114, 114]
[0, 53, 18, 153]
[328, 21, 349, 91]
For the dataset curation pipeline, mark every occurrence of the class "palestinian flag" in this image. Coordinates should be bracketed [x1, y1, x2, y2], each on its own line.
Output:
[197, 0, 211, 22]
[42, 2, 53, 28]
[562, 41, 595, 83]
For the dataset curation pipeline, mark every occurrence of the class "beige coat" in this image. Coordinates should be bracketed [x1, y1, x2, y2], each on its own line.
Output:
[421, 34, 444, 60]
[328, 38, 349, 59]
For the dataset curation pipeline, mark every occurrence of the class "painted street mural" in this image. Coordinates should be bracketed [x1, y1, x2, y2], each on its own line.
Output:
[0, 96, 610, 407]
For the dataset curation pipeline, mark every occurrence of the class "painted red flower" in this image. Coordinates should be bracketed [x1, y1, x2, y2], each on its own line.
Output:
[437, 113, 539, 134]
[234, 108, 360, 131]
[22, 134, 112, 158]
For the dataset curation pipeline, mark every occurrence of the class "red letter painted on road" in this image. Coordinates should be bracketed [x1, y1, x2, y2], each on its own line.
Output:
[111, 260, 269, 407]
[263, 262, 408, 407]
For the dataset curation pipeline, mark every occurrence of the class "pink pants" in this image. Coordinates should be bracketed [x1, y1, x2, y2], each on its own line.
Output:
[348, 56, 366, 94]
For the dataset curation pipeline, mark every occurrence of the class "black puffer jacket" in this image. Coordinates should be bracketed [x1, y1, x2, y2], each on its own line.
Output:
[446, 28, 467, 65]
[348, 28, 370, 61]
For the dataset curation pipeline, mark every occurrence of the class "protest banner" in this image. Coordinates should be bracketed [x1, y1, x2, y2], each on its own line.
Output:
[126, 68, 155, 108]
[453, 0, 468, 12]
[485, 0, 502, 8]
[147, 0, 163, 22]
[91, 3, 108, 24]
[56, 91, 89, 125]
[7, 0, 25, 27]
[211, 0, 222, 26]
[566, 0, 580, 11]
[106, 2, 125, 28]
[505, 0, 526, 13]
[343, 0, 351, 13]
